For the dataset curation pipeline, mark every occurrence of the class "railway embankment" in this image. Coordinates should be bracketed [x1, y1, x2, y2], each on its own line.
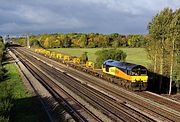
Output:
[8, 49, 75, 122]
[12, 47, 110, 121]
[0, 52, 49, 121]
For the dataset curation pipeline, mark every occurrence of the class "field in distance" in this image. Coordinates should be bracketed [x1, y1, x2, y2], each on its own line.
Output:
[50, 48, 151, 67]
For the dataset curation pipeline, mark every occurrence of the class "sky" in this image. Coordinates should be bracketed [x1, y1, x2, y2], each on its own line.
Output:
[0, 0, 179, 35]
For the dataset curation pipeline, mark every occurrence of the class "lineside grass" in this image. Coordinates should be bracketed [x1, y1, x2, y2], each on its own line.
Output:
[50, 48, 151, 67]
[0, 62, 45, 122]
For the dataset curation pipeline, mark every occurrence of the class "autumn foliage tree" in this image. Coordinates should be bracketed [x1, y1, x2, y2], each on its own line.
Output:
[17, 32, 148, 49]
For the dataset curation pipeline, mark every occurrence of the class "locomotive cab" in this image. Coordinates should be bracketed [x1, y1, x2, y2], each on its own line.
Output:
[130, 66, 148, 90]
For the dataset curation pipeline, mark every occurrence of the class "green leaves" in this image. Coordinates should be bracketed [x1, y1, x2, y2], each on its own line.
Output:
[147, 8, 180, 93]
[16, 33, 149, 49]
[95, 48, 127, 68]
[0, 36, 4, 80]
[80, 52, 88, 63]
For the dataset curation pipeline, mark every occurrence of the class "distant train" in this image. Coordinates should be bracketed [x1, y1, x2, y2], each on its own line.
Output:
[102, 60, 148, 91]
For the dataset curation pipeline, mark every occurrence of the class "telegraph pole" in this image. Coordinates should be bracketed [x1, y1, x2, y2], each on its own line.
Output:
[26, 34, 30, 48]
[3, 36, 6, 44]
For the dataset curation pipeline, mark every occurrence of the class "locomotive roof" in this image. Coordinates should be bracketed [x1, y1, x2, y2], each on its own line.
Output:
[103, 59, 146, 70]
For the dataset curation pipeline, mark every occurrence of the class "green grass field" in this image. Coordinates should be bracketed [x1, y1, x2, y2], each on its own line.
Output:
[50, 48, 151, 67]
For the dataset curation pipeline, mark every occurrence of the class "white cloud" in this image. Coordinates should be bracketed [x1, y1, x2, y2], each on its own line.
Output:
[0, 2, 87, 34]
[80, 0, 179, 14]
[0, 0, 179, 35]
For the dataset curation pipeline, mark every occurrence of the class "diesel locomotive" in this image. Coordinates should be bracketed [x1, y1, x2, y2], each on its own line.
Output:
[102, 60, 148, 91]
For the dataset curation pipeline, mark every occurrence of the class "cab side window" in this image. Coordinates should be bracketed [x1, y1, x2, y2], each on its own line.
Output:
[106, 65, 110, 72]
[127, 70, 130, 75]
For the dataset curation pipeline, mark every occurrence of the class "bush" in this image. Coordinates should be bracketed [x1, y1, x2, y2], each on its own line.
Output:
[0, 38, 4, 63]
[0, 83, 14, 121]
[0, 116, 9, 122]
[80, 52, 88, 63]
[31, 40, 42, 47]
[0, 36, 4, 80]
[95, 48, 127, 68]
[0, 67, 4, 80]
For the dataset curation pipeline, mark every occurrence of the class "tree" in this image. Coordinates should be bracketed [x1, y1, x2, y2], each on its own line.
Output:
[18, 38, 26, 46]
[95, 48, 127, 68]
[58, 34, 65, 47]
[31, 40, 42, 47]
[0, 36, 4, 80]
[168, 9, 180, 94]
[43, 37, 50, 48]
[79, 34, 88, 48]
[80, 52, 88, 63]
[0, 36, 4, 61]
[63, 35, 71, 48]
[127, 35, 144, 47]
[147, 8, 180, 94]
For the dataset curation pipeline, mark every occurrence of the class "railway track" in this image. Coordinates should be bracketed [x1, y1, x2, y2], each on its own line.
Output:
[12, 47, 180, 121]
[11, 47, 157, 121]
[11, 48, 101, 122]
[61, 69, 180, 121]
[62, 67, 180, 121]
[137, 91, 180, 112]
[9, 51, 54, 122]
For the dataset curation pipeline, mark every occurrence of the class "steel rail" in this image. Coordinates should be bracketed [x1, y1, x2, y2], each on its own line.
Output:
[11, 48, 102, 122]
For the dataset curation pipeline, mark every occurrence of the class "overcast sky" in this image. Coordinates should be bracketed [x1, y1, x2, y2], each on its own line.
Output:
[0, 0, 179, 35]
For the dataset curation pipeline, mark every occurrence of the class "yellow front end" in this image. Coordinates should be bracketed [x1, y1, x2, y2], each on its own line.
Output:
[131, 76, 148, 82]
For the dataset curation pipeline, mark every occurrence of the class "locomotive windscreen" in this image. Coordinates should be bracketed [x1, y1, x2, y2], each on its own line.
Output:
[131, 66, 147, 76]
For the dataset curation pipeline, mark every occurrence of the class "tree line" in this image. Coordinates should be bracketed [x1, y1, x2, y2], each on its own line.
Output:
[147, 8, 180, 94]
[17, 33, 148, 48]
